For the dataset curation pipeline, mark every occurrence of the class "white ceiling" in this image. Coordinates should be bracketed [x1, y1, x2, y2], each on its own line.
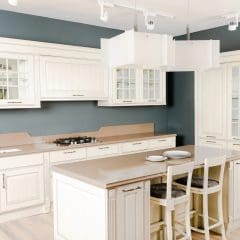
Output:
[0, 0, 239, 36]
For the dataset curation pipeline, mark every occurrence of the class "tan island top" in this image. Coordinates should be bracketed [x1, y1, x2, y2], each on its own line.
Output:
[52, 145, 240, 189]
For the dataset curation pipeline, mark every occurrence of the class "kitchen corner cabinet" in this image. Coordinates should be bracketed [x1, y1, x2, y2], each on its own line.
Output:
[0, 53, 40, 109]
[40, 56, 108, 101]
[196, 67, 227, 144]
[98, 67, 166, 106]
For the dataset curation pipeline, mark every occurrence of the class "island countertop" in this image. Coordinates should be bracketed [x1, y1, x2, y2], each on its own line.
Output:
[52, 145, 240, 189]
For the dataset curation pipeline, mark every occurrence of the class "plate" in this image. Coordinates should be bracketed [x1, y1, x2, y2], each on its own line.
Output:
[146, 155, 168, 162]
[163, 150, 191, 159]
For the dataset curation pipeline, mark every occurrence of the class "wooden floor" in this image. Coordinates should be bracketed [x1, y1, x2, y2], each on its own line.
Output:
[0, 213, 238, 240]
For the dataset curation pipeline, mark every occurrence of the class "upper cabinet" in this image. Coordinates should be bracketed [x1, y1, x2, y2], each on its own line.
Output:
[101, 29, 174, 68]
[98, 67, 166, 106]
[0, 53, 40, 109]
[40, 56, 107, 101]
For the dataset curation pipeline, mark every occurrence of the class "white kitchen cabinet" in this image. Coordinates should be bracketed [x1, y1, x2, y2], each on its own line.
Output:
[0, 53, 40, 108]
[87, 144, 119, 159]
[40, 56, 107, 100]
[121, 140, 149, 154]
[196, 67, 227, 142]
[198, 139, 227, 149]
[98, 67, 166, 106]
[109, 181, 150, 240]
[0, 165, 44, 212]
[148, 137, 176, 150]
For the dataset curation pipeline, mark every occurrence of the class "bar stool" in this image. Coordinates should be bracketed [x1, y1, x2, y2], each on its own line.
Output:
[175, 157, 226, 240]
[150, 162, 194, 240]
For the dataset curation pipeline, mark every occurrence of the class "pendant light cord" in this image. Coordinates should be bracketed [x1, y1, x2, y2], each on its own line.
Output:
[134, 0, 138, 31]
[186, 0, 190, 40]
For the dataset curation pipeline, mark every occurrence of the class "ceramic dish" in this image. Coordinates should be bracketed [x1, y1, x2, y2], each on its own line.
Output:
[146, 155, 168, 162]
[163, 150, 191, 159]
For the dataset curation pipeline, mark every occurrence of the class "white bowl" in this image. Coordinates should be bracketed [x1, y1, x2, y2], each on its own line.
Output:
[163, 150, 191, 159]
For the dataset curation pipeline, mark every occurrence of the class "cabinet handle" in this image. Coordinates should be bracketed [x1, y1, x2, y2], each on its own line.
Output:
[2, 174, 6, 189]
[233, 137, 240, 140]
[132, 142, 142, 145]
[158, 139, 167, 142]
[206, 140, 217, 143]
[148, 100, 157, 102]
[236, 162, 240, 165]
[122, 186, 141, 192]
[99, 146, 110, 150]
[63, 150, 76, 154]
[72, 94, 85, 97]
[206, 136, 216, 139]
[233, 144, 240, 146]
[122, 100, 133, 103]
[7, 101, 22, 104]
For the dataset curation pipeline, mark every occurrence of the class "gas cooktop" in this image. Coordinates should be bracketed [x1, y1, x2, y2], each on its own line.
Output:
[53, 136, 97, 146]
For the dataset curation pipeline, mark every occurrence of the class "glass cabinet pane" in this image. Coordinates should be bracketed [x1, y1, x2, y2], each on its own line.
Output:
[116, 68, 136, 101]
[142, 69, 161, 100]
[231, 65, 240, 138]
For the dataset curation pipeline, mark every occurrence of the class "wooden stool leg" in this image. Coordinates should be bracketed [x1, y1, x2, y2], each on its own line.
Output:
[185, 201, 192, 240]
[203, 194, 210, 240]
[165, 208, 173, 240]
[218, 191, 226, 240]
[193, 193, 200, 228]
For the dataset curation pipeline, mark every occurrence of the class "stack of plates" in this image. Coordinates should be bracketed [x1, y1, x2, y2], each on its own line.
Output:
[146, 155, 167, 162]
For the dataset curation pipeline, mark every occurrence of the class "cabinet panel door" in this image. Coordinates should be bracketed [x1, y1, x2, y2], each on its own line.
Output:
[0, 165, 44, 212]
[40, 56, 106, 100]
[115, 182, 150, 240]
[233, 160, 240, 222]
[197, 67, 227, 140]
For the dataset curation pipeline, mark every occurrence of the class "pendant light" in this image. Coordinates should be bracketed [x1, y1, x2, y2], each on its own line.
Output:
[8, 0, 18, 6]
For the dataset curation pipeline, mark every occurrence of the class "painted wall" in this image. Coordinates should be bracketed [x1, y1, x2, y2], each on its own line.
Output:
[0, 10, 168, 136]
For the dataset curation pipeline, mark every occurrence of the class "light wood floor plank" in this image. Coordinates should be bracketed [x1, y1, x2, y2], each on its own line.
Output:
[0, 213, 238, 240]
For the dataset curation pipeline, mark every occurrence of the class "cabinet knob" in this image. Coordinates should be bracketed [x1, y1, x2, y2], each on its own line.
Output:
[122, 186, 141, 192]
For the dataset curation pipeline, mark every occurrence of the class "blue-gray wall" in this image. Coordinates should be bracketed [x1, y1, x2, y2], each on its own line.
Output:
[0, 10, 168, 136]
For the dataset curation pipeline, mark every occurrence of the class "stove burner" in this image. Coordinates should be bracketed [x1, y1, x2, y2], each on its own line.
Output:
[54, 136, 97, 146]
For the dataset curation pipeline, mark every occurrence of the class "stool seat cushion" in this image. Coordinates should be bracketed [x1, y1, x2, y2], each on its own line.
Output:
[151, 183, 185, 199]
[175, 176, 219, 188]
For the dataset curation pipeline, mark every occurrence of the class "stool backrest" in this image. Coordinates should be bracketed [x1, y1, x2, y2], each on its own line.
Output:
[203, 156, 226, 190]
[166, 162, 194, 200]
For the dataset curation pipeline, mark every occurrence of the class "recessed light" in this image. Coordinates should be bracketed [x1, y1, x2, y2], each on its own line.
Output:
[8, 0, 18, 6]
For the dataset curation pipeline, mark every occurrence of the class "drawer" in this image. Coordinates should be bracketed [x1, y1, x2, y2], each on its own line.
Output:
[121, 140, 149, 153]
[50, 148, 86, 163]
[229, 142, 240, 151]
[0, 153, 44, 169]
[87, 144, 119, 159]
[198, 139, 226, 149]
[148, 137, 175, 150]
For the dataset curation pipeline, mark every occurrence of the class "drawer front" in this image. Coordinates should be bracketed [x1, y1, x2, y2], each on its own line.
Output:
[148, 137, 175, 150]
[229, 142, 240, 151]
[198, 139, 226, 149]
[50, 148, 86, 163]
[87, 144, 119, 159]
[0, 153, 44, 169]
[121, 141, 149, 153]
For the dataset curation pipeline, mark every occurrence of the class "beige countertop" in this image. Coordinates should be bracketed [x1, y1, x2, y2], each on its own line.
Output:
[0, 132, 176, 158]
[52, 145, 240, 189]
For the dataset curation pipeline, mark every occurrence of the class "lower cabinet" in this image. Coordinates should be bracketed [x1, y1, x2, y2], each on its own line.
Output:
[198, 138, 227, 149]
[0, 165, 44, 212]
[109, 181, 150, 240]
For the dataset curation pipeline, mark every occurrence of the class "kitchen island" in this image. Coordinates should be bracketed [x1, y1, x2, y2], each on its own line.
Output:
[52, 145, 240, 240]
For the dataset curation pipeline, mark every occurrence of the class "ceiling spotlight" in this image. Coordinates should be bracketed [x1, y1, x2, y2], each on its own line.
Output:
[144, 12, 156, 31]
[225, 13, 239, 31]
[8, 0, 18, 6]
[98, 0, 114, 22]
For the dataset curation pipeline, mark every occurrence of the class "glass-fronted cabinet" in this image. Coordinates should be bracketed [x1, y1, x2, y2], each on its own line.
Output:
[0, 53, 39, 108]
[115, 68, 137, 103]
[229, 63, 240, 140]
[142, 69, 165, 103]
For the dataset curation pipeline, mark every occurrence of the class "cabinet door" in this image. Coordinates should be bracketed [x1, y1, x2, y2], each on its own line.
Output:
[0, 165, 44, 212]
[0, 53, 39, 108]
[114, 68, 138, 104]
[233, 160, 240, 222]
[227, 63, 240, 141]
[142, 69, 166, 105]
[114, 182, 150, 240]
[196, 67, 227, 140]
[40, 56, 106, 100]
[198, 139, 226, 149]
